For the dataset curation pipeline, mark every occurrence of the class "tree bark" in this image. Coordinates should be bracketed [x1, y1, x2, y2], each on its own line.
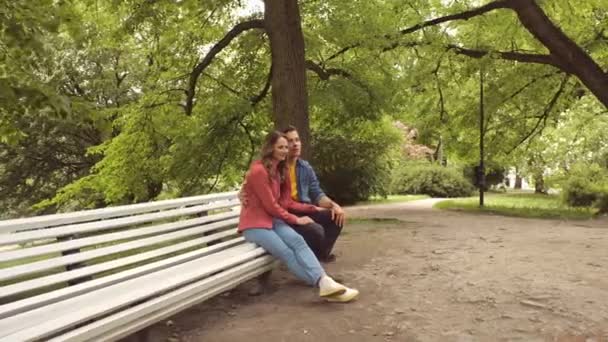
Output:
[533, 173, 546, 194]
[508, 0, 608, 108]
[514, 170, 523, 189]
[264, 0, 311, 159]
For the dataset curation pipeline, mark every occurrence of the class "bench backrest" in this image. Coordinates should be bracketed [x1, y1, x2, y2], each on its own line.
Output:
[0, 191, 243, 319]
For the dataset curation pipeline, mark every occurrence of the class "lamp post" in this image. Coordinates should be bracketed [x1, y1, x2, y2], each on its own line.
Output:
[479, 66, 486, 207]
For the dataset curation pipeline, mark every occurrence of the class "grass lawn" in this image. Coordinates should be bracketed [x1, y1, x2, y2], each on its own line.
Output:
[434, 191, 598, 220]
[356, 194, 429, 205]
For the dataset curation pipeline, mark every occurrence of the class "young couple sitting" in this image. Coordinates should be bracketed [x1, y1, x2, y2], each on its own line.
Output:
[238, 127, 358, 303]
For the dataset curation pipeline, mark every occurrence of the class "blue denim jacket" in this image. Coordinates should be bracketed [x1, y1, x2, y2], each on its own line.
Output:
[295, 159, 326, 205]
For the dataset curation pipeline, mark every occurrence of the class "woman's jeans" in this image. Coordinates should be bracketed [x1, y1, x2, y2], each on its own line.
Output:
[243, 219, 325, 286]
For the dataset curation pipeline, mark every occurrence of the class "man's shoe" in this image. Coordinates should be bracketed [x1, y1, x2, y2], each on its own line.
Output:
[321, 254, 337, 263]
[325, 287, 359, 303]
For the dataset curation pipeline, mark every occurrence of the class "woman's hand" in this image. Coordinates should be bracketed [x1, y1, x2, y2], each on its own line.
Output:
[295, 216, 314, 225]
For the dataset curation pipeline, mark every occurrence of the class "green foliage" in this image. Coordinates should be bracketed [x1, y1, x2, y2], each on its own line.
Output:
[311, 118, 401, 205]
[515, 95, 608, 187]
[2, 0, 608, 218]
[391, 161, 475, 198]
[561, 163, 608, 213]
[0, 111, 100, 217]
[0, 1, 74, 144]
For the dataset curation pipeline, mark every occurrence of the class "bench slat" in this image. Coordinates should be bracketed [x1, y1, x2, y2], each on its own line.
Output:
[0, 229, 239, 300]
[0, 218, 239, 283]
[0, 211, 238, 262]
[49, 258, 275, 342]
[0, 200, 238, 247]
[0, 192, 237, 233]
[0, 245, 265, 340]
[0, 237, 249, 319]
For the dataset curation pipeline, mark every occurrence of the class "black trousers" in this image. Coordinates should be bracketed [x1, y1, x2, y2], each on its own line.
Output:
[292, 210, 342, 260]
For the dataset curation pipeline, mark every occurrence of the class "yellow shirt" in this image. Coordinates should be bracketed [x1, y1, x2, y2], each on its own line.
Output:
[289, 162, 298, 201]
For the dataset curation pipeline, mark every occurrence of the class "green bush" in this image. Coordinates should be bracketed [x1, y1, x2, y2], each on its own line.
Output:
[311, 122, 400, 205]
[391, 162, 475, 198]
[563, 177, 598, 207]
[561, 163, 608, 213]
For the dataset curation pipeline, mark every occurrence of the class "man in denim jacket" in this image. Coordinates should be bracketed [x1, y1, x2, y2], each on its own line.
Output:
[279, 126, 345, 262]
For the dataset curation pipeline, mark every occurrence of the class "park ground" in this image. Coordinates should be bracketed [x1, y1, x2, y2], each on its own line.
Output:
[130, 198, 608, 342]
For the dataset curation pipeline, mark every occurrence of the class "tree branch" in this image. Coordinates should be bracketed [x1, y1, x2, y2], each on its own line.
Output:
[507, 0, 608, 107]
[326, 0, 510, 62]
[507, 75, 570, 154]
[305, 60, 352, 80]
[306, 60, 377, 107]
[184, 19, 265, 115]
[496, 71, 562, 107]
[250, 64, 272, 106]
[203, 72, 242, 97]
[237, 120, 256, 167]
[447, 44, 574, 73]
[401, 0, 510, 35]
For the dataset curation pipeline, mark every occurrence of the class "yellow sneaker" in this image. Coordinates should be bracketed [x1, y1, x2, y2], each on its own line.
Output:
[325, 287, 359, 303]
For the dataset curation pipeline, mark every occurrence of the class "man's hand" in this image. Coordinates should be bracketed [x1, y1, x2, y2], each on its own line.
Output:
[330, 204, 346, 227]
[295, 216, 314, 225]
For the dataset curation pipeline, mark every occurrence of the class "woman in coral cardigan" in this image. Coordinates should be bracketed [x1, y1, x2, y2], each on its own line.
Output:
[238, 131, 358, 302]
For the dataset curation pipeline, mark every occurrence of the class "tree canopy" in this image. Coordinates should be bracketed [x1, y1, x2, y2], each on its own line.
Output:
[1, 0, 606, 216]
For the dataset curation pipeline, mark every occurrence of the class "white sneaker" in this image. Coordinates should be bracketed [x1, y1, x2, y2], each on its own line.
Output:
[318, 275, 347, 297]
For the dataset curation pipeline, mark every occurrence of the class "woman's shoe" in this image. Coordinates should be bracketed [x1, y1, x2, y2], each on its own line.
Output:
[325, 287, 359, 303]
[318, 275, 347, 297]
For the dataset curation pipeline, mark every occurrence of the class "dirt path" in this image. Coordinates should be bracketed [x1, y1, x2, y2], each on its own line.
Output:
[134, 201, 608, 342]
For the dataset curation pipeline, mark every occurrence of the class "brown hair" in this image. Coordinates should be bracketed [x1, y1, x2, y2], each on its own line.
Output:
[260, 131, 287, 182]
[282, 125, 298, 135]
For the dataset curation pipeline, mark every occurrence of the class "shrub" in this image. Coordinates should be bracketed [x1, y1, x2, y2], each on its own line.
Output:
[562, 177, 598, 207]
[311, 122, 400, 205]
[596, 190, 608, 214]
[391, 162, 475, 198]
[561, 163, 608, 213]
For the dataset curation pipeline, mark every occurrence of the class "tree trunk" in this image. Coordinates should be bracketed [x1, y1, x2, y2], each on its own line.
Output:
[514, 168, 523, 189]
[434, 135, 446, 166]
[263, 0, 311, 159]
[533, 173, 546, 194]
[508, 0, 608, 108]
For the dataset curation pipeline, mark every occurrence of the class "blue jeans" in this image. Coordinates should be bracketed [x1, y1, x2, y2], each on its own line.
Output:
[243, 219, 325, 286]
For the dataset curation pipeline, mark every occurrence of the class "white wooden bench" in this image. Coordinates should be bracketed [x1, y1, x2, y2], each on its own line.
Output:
[0, 192, 276, 341]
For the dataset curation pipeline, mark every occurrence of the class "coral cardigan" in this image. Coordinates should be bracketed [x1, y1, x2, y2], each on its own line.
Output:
[238, 160, 317, 232]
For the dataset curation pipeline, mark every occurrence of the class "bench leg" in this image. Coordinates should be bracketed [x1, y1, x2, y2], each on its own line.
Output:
[248, 270, 272, 296]
[198, 210, 220, 247]
[58, 234, 93, 286]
